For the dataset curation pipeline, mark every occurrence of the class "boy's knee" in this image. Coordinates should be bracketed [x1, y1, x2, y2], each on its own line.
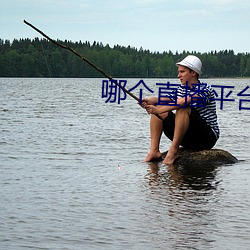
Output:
[176, 106, 191, 116]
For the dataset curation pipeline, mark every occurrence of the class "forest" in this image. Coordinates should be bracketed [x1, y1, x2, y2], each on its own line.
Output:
[0, 38, 250, 78]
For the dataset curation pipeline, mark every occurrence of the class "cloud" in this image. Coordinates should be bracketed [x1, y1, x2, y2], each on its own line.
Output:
[79, 3, 89, 10]
[206, 0, 237, 4]
[134, 0, 167, 5]
[198, 0, 250, 10]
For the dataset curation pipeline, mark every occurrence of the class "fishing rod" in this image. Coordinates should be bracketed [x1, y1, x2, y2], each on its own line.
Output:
[23, 20, 163, 120]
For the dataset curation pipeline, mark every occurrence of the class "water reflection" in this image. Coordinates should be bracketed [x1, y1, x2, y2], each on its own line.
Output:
[144, 162, 220, 249]
[147, 162, 219, 191]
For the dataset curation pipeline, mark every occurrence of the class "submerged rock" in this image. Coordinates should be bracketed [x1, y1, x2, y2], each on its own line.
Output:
[161, 148, 238, 166]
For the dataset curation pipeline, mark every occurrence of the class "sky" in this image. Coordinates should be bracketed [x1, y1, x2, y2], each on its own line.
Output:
[1, 0, 250, 53]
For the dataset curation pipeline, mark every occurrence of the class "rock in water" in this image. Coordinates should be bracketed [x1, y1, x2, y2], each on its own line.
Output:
[161, 148, 238, 166]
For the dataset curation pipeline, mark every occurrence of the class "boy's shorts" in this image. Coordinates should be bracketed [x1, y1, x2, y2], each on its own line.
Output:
[162, 108, 217, 150]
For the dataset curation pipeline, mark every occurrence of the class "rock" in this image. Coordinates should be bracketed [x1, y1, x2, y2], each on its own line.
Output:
[161, 148, 238, 166]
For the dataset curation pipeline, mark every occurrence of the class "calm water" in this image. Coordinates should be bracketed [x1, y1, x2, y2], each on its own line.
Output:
[1, 78, 250, 250]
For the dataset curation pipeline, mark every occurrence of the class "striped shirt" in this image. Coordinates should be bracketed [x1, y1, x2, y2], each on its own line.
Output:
[170, 82, 220, 139]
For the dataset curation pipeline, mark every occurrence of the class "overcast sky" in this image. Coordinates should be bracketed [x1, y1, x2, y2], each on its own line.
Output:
[1, 0, 250, 53]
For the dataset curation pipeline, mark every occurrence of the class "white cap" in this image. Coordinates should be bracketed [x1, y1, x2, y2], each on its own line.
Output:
[176, 55, 202, 76]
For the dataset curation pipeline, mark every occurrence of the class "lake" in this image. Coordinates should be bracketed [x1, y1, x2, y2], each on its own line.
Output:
[1, 78, 250, 250]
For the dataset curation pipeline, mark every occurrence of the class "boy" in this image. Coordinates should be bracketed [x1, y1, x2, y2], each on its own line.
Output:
[142, 55, 219, 164]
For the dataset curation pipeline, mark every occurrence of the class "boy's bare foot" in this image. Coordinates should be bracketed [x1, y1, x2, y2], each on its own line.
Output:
[163, 149, 179, 165]
[144, 151, 162, 162]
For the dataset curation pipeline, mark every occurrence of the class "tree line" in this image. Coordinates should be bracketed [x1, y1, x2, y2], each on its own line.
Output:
[0, 38, 250, 78]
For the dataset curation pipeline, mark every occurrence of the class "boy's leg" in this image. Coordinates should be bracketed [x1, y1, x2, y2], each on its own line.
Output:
[163, 107, 191, 164]
[144, 113, 168, 162]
